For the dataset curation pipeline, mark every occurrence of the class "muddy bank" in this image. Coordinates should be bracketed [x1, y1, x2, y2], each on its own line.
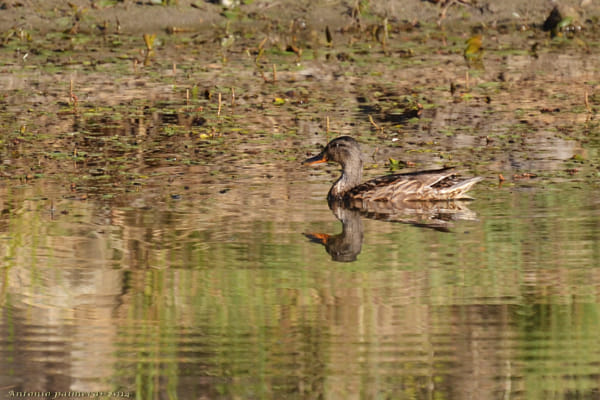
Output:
[0, 0, 598, 206]
[1, 0, 598, 34]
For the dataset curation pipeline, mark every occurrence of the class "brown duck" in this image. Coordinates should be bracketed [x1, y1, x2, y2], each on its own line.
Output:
[304, 136, 482, 205]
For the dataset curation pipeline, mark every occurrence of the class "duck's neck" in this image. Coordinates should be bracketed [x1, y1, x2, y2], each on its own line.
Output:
[328, 159, 363, 200]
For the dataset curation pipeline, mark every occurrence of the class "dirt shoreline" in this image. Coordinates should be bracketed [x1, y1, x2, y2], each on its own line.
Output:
[1, 0, 598, 35]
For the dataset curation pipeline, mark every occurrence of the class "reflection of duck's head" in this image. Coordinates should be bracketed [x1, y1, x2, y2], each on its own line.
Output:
[303, 136, 363, 200]
[304, 203, 363, 263]
[304, 232, 360, 263]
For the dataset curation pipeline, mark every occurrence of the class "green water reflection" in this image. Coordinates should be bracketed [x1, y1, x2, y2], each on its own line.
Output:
[1, 181, 600, 399]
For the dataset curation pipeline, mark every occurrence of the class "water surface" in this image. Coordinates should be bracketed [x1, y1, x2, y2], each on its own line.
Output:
[2, 175, 600, 399]
[1, 1, 600, 398]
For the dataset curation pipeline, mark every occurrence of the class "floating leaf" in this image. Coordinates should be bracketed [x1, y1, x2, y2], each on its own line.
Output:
[571, 154, 585, 162]
[566, 168, 579, 175]
[388, 157, 406, 171]
[513, 173, 537, 179]
[464, 34, 482, 60]
[221, 34, 235, 48]
[143, 33, 156, 51]
[557, 16, 573, 30]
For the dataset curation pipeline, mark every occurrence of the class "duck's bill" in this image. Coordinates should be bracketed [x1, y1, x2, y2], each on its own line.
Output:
[303, 152, 328, 165]
[303, 232, 330, 244]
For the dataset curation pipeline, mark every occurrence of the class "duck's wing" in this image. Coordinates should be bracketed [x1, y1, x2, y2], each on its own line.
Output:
[347, 167, 459, 202]
[391, 167, 456, 187]
[436, 176, 484, 200]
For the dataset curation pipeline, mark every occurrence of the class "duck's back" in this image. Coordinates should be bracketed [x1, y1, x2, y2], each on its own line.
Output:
[344, 167, 481, 203]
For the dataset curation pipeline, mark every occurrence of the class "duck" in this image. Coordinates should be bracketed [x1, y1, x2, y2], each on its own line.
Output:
[303, 136, 482, 205]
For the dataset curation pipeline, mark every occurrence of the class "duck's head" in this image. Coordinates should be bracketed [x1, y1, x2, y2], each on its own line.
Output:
[303, 136, 362, 168]
[304, 136, 364, 200]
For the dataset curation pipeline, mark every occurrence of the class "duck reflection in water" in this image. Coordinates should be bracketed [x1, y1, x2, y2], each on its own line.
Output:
[303, 136, 483, 262]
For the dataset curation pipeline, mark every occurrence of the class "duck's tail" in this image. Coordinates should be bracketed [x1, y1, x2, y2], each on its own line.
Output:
[439, 177, 483, 199]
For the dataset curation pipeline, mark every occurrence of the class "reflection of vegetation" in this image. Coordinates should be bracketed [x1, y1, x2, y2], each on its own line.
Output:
[3, 173, 600, 398]
[517, 303, 600, 397]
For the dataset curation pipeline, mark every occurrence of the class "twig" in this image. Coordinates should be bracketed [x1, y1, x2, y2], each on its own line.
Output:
[255, 47, 264, 64]
[70, 78, 78, 113]
[438, 0, 457, 26]
[258, 37, 267, 50]
[255, 37, 267, 64]
[438, 0, 475, 26]
[381, 17, 388, 54]
[272, 64, 277, 83]
[231, 87, 236, 107]
[585, 90, 591, 113]
[217, 92, 222, 118]
[368, 115, 382, 133]
[260, 69, 268, 82]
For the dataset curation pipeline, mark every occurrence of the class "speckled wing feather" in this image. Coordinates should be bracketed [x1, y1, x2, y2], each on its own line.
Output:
[345, 167, 480, 203]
